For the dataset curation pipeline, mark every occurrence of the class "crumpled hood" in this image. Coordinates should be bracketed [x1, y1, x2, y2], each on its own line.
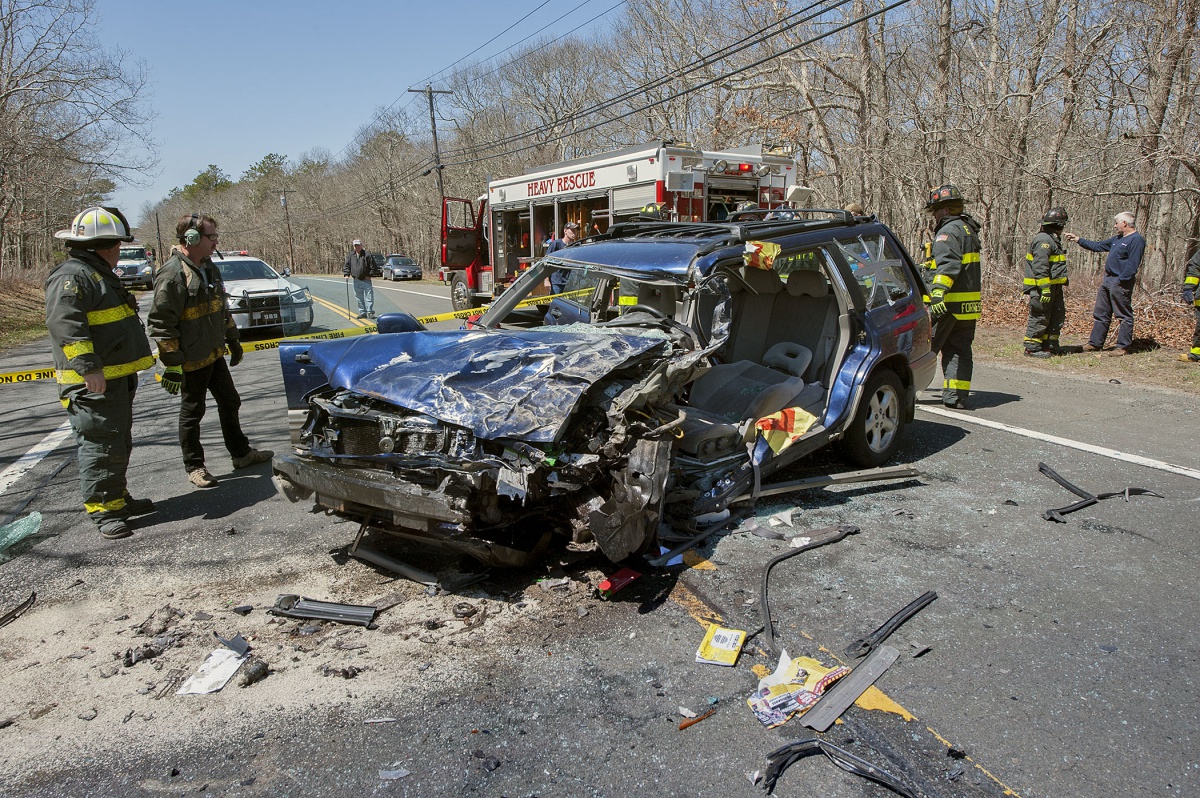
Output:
[307, 328, 668, 443]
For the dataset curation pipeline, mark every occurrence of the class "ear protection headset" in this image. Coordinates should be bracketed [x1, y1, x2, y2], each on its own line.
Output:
[183, 213, 202, 245]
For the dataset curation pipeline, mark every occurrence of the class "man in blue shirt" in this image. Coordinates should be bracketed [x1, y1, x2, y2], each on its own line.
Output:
[1066, 212, 1145, 356]
[546, 221, 579, 293]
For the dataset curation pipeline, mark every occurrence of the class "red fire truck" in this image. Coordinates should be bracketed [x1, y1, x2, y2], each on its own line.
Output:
[439, 141, 800, 311]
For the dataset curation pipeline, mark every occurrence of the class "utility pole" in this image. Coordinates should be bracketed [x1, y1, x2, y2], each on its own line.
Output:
[409, 84, 452, 199]
[280, 192, 296, 273]
[154, 213, 164, 265]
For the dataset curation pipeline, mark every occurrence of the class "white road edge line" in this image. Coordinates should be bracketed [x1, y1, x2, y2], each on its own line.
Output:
[303, 277, 446, 301]
[918, 405, 1200, 482]
[0, 421, 73, 496]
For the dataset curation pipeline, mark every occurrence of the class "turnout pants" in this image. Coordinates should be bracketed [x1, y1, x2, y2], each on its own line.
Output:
[932, 316, 976, 406]
[1192, 306, 1200, 359]
[179, 357, 250, 472]
[66, 374, 137, 527]
[352, 278, 374, 315]
[1088, 276, 1134, 350]
[1024, 286, 1066, 352]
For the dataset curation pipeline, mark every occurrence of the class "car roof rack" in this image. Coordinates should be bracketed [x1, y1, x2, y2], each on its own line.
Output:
[602, 209, 860, 254]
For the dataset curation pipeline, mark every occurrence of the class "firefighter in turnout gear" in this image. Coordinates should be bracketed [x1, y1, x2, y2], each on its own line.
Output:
[45, 207, 156, 540]
[1179, 247, 1200, 363]
[1023, 207, 1069, 358]
[924, 184, 982, 409]
[147, 214, 273, 489]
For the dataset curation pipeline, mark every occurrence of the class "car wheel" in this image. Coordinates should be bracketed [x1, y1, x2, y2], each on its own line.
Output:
[838, 368, 905, 468]
[450, 272, 479, 312]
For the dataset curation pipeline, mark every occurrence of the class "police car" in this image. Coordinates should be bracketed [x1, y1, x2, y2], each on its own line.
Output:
[215, 253, 314, 335]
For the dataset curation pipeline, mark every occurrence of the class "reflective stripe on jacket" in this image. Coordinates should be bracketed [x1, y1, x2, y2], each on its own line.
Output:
[1024, 230, 1067, 291]
[929, 213, 982, 320]
[1185, 249, 1200, 307]
[147, 253, 237, 371]
[45, 249, 154, 399]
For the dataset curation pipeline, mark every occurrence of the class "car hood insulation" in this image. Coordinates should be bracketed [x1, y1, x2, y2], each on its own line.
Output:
[305, 328, 670, 443]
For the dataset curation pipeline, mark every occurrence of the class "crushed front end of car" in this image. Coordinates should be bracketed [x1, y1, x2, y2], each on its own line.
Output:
[273, 313, 715, 567]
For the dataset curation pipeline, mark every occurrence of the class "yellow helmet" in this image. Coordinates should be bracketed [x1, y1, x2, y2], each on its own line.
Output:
[54, 207, 134, 244]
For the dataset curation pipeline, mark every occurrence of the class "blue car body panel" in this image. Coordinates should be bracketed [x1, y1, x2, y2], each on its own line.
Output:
[294, 328, 667, 443]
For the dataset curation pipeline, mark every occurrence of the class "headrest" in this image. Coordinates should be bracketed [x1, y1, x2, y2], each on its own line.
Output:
[763, 341, 813, 378]
[785, 269, 827, 297]
[741, 266, 784, 295]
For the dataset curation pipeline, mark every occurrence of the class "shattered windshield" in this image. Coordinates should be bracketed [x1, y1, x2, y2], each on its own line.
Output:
[479, 257, 689, 328]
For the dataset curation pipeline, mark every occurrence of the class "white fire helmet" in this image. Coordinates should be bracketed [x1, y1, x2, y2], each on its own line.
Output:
[54, 207, 134, 244]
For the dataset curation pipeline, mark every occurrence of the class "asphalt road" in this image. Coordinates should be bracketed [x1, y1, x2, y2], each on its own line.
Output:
[1, 280, 1197, 798]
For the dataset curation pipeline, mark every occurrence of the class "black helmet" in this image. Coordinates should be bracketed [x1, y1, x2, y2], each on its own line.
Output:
[1041, 207, 1068, 227]
[925, 184, 966, 210]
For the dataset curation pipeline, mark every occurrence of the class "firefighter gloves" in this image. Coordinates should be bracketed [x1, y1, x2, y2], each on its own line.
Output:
[228, 340, 244, 367]
[161, 366, 184, 395]
[1040, 286, 1053, 305]
[1184, 288, 1195, 305]
[928, 289, 948, 319]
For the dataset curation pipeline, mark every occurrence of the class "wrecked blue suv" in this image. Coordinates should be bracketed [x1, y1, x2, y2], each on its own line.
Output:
[273, 212, 936, 567]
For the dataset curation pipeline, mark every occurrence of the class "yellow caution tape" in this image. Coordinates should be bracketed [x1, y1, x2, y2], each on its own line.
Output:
[412, 287, 592, 325]
[2, 288, 597, 385]
[0, 367, 59, 385]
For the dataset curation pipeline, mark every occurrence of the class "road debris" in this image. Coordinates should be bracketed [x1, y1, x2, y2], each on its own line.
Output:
[844, 591, 938, 659]
[0, 512, 42, 560]
[678, 708, 716, 730]
[268, 595, 378, 626]
[759, 524, 861, 654]
[747, 650, 850, 729]
[214, 631, 251, 657]
[0, 591, 35, 630]
[378, 768, 411, 780]
[597, 568, 641, 598]
[1038, 462, 1162, 523]
[321, 664, 362, 679]
[231, 605, 253, 616]
[77, 709, 97, 721]
[800, 645, 900, 732]
[762, 736, 919, 797]
[237, 656, 269, 687]
[694, 624, 746, 666]
[176, 649, 248, 695]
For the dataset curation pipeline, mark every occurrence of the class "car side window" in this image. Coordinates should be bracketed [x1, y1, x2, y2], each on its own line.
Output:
[775, 247, 827, 278]
[832, 234, 912, 308]
[559, 268, 604, 306]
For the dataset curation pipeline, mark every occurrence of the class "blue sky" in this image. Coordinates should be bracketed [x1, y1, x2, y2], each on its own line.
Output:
[99, 0, 621, 217]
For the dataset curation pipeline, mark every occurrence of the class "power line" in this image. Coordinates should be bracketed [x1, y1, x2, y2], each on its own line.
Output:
[440, 0, 855, 160]
[229, 0, 912, 232]
[442, 0, 912, 168]
[409, 0, 557, 88]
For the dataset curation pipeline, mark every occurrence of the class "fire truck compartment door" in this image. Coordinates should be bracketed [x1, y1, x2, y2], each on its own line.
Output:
[613, 184, 657, 212]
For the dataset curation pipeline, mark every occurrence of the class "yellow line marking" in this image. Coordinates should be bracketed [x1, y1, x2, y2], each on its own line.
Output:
[682, 550, 717, 570]
[668, 581, 724, 626]
[926, 726, 1023, 796]
[310, 294, 370, 327]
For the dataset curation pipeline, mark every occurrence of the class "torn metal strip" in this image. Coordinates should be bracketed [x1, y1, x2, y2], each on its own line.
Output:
[759, 525, 860, 655]
[0, 591, 35, 630]
[763, 735, 918, 797]
[268, 595, 378, 627]
[844, 591, 938, 659]
[800, 644, 900, 732]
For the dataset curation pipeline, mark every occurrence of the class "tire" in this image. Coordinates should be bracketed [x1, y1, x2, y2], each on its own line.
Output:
[838, 368, 906, 468]
[450, 272, 480, 312]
